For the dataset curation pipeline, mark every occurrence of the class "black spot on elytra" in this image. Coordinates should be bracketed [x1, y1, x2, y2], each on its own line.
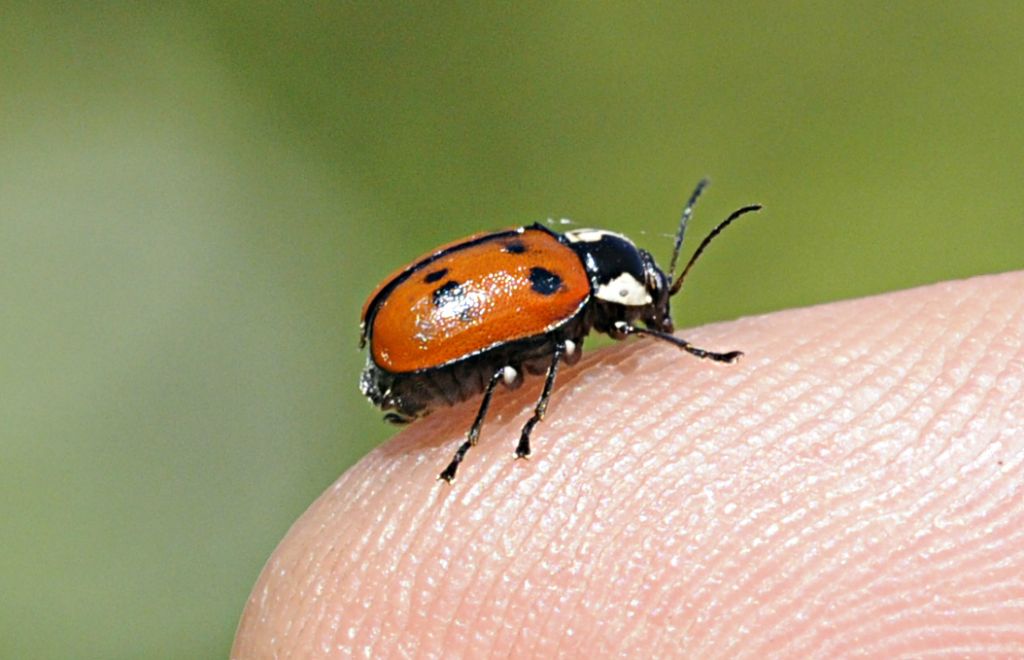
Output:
[529, 267, 563, 296]
[423, 268, 448, 283]
[502, 240, 527, 254]
[432, 280, 463, 306]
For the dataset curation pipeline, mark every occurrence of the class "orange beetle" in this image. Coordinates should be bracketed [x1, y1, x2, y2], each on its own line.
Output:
[360, 180, 761, 482]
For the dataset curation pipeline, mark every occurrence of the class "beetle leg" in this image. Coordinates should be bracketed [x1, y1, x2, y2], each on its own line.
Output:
[615, 322, 743, 363]
[383, 412, 413, 425]
[439, 367, 507, 483]
[515, 341, 566, 460]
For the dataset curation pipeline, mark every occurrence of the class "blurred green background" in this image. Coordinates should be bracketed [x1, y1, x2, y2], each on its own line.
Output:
[2, 3, 1022, 657]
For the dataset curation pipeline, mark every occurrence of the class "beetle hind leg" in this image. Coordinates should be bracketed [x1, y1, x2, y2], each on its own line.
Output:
[439, 367, 507, 483]
[383, 412, 414, 425]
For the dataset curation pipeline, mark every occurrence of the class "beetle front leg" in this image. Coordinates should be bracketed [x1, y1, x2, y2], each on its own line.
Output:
[615, 322, 743, 363]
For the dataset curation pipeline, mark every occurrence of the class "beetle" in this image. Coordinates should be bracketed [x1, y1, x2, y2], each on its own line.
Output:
[359, 179, 761, 482]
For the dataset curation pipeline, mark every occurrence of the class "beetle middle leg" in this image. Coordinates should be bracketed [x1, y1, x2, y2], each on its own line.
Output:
[515, 340, 566, 459]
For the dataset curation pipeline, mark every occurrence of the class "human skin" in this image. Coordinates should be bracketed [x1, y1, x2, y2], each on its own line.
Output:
[234, 271, 1024, 658]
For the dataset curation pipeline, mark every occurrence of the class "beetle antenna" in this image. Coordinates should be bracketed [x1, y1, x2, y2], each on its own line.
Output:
[669, 204, 762, 297]
[667, 178, 710, 283]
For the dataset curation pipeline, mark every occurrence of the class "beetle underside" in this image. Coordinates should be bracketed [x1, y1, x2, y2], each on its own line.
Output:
[360, 313, 589, 423]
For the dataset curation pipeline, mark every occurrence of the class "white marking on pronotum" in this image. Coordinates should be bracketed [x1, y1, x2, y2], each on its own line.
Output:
[563, 228, 630, 243]
[501, 366, 518, 386]
[594, 272, 652, 306]
[564, 339, 576, 356]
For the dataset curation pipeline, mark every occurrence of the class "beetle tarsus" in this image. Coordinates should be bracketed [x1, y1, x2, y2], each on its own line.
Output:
[438, 460, 459, 483]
